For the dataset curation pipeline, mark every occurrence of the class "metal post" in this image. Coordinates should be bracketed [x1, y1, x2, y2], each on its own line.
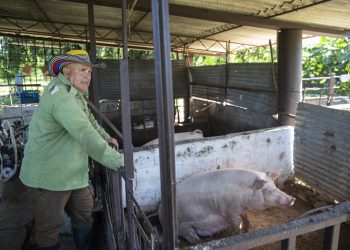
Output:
[110, 170, 126, 250]
[281, 236, 296, 250]
[277, 29, 302, 126]
[225, 41, 230, 103]
[184, 50, 193, 121]
[87, 0, 100, 108]
[323, 224, 340, 250]
[151, 0, 177, 249]
[327, 73, 335, 106]
[120, 0, 136, 249]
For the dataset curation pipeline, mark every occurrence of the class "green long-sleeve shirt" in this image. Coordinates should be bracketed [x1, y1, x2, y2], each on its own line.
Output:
[20, 73, 124, 191]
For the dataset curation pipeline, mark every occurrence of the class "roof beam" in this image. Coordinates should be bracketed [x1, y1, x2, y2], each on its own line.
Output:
[58, 0, 349, 37]
[168, 5, 349, 37]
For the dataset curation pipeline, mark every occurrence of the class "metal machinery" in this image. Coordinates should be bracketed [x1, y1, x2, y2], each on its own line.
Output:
[0, 117, 27, 183]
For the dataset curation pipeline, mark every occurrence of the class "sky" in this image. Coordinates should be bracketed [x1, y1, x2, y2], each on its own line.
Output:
[303, 36, 321, 48]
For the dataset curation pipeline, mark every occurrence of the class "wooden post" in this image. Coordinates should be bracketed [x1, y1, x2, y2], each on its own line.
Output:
[327, 73, 335, 106]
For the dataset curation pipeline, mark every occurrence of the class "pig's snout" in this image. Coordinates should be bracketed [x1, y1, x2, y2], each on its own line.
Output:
[280, 195, 296, 206]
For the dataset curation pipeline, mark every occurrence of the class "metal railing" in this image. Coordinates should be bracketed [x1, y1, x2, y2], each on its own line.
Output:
[302, 73, 350, 106]
[102, 168, 160, 250]
[182, 201, 350, 250]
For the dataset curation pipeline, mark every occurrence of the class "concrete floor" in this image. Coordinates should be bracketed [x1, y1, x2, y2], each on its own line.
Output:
[0, 176, 32, 249]
[0, 175, 95, 250]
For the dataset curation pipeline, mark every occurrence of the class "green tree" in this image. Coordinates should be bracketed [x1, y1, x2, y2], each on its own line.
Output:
[193, 55, 225, 66]
[303, 37, 349, 77]
[303, 37, 350, 93]
[231, 46, 276, 63]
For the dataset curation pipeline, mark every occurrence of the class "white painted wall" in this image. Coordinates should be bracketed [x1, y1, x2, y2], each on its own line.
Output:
[132, 126, 294, 212]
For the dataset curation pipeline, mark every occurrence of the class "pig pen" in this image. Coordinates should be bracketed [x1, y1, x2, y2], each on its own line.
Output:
[107, 102, 350, 250]
[133, 126, 294, 213]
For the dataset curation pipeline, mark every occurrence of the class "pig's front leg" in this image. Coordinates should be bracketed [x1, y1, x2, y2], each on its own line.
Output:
[221, 216, 241, 236]
[240, 211, 251, 233]
[178, 222, 201, 244]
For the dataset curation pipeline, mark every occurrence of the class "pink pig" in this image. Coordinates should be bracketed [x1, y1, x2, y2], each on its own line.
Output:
[160, 168, 295, 244]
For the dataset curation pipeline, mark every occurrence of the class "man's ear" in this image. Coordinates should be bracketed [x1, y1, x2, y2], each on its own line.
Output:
[62, 66, 70, 77]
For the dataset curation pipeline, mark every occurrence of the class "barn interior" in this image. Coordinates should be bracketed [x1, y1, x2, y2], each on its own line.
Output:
[0, 0, 350, 249]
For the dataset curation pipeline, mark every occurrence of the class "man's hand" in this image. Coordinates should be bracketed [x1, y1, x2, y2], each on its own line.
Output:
[108, 137, 119, 150]
[116, 165, 138, 175]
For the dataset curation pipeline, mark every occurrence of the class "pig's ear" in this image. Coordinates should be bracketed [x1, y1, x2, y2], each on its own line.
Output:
[252, 179, 267, 190]
[266, 170, 282, 181]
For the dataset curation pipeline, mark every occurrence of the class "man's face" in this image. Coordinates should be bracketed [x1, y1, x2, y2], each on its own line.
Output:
[64, 63, 92, 93]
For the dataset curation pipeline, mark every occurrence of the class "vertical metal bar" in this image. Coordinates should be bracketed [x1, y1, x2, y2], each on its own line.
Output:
[122, 0, 128, 59]
[110, 170, 125, 250]
[102, 171, 118, 250]
[151, 0, 177, 249]
[225, 41, 230, 102]
[87, 0, 100, 108]
[120, 0, 136, 249]
[281, 236, 296, 250]
[184, 50, 192, 122]
[323, 224, 340, 250]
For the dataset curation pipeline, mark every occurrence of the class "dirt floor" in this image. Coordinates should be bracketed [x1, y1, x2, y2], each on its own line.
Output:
[174, 179, 350, 249]
[246, 180, 350, 250]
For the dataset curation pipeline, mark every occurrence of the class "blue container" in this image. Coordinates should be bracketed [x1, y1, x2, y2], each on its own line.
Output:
[19, 90, 40, 104]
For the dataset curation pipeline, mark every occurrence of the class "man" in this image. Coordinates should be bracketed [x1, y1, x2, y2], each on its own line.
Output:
[20, 50, 123, 250]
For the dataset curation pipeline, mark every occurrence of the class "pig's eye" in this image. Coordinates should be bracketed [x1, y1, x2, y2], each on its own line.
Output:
[262, 188, 272, 195]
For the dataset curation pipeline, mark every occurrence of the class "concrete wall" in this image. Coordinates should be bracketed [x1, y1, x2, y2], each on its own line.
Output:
[132, 125, 294, 212]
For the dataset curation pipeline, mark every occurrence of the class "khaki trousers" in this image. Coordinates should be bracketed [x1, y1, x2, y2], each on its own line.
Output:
[30, 187, 93, 247]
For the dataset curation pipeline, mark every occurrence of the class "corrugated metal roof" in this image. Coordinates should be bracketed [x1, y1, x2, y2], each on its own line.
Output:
[0, 0, 348, 55]
[294, 103, 350, 202]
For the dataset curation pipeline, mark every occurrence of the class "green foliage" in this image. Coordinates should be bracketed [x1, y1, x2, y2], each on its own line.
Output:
[96, 47, 120, 59]
[193, 55, 225, 66]
[128, 50, 154, 59]
[303, 37, 350, 93]
[0, 36, 85, 85]
[0, 36, 349, 93]
[231, 46, 277, 63]
[303, 37, 350, 77]
[192, 45, 276, 66]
